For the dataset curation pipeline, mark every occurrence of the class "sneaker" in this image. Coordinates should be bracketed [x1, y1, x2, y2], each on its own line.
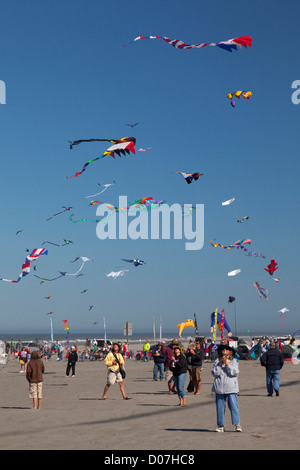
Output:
[235, 424, 242, 432]
[216, 426, 224, 432]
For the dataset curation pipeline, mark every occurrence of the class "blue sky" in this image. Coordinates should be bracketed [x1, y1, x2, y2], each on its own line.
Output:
[0, 0, 299, 337]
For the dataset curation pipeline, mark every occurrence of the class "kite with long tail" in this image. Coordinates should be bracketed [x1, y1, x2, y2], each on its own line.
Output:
[67, 137, 136, 179]
[42, 240, 73, 247]
[210, 238, 251, 250]
[123, 35, 252, 52]
[0, 248, 48, 283]
[47, 206, 73, 221]
[34, 257, 91, 282]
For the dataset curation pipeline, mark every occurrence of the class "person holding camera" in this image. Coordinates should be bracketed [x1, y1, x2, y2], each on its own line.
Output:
[211, 345, 242, 432]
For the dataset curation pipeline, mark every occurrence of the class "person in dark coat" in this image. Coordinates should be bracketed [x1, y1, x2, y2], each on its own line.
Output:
[66, 346, 78, 377]
[260, 341, 284, 396]
[170, 346, 187, 406]
[152, 342, 166, 381]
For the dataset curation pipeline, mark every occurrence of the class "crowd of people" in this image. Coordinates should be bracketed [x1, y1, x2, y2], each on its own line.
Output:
[4, 333, 298, 431]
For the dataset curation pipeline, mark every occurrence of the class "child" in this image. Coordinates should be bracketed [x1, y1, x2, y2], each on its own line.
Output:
[26, 351, 45, 409]
[211, 345, 242, 432]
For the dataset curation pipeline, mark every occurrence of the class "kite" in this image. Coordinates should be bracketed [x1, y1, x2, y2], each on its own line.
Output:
[210, 238, 251, 250]
[70, 257, 80, 263]
[47, 207, 73, 221]
[121, 258, 145, 266]
[210, 310, 232, 337]
[16, 230, 23, 235]
[0, 248, 48, 283]
[106, 270, 129, 279]
[34, 272, 67, 282]
[174, 172, 203, 184]
[42, 240, 73, 247]
[138, 148, 152, 152]
[245, 251, 265, 259]
[222, 198, 235, 206]
[228, 269, 241, 276]
[177, 319, 195, 338]
[249, 342, 262, 360]
[237, 216, 249, 223]
[81, 289, 87, 294]
[85, 181, 116, 199]
[278, 308, 289, 327]
[34, 257, 91, 282]
[70, 214, 100, 224]
[227, 91, 252, 108]
[126, 123, 139, 127]
[228, 296, 236, 303]
[273, 278, 280, 283]
[67, 137, 136, 179]
[89, 306, 93, 311]
[253, 281, 269, 301]
[123, 35, 252, 53]
[44, 296, 51, 299]
[265, 259, 278, 276]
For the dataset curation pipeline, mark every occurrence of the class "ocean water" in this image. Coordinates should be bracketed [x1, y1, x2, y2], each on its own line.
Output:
[0, 329, 294, 345]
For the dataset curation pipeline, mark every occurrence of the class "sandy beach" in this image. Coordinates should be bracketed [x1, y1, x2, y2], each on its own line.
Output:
[0, 347, 299, 451]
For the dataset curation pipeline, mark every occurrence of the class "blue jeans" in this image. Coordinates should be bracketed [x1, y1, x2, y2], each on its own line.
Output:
[143, 351, 149, 362]
[173, 373, 187, 398]
[266, 370, 280, 395]
[153, 362, 164, 380]
[215, 393, 240, 427]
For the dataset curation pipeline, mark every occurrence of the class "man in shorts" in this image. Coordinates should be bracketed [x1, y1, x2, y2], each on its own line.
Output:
[26, 350, 45, 409]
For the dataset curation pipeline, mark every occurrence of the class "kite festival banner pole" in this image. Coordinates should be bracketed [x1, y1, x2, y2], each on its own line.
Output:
[103, 317, 107, 344]
[194, 312, 199, 336]
[50, 316, 54, 343]
[159, 316, 162, 342]
[234, 301, 237, 337]
[153, 315, 156, 343]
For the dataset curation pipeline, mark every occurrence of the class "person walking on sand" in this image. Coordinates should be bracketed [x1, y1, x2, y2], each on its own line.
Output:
[260, 341, 284, 397]
[152, 342, 166, 381]
[26, 350, 45, 409]
[211, 345, 242, 432]
[170, 346, 187, 407]
[190, 339, 205, 395]
[66, 346, 78, 377]
[102, 343, 131, 400]
[143, 339, 150, 362]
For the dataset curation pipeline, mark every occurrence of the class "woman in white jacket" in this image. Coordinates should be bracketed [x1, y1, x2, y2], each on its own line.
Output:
[211, 346, 242, 432]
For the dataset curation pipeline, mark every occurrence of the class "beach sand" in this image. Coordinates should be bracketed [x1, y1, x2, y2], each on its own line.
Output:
[0, 348, 299, 451]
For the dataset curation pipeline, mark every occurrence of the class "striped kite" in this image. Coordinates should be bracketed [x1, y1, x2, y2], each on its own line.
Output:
[123, 35, 252, 53]
[0, 248, 48, 283]
[210, 238, 251, 250]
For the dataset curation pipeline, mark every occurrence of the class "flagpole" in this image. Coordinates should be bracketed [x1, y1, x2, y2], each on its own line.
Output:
[234, 301, 237, 337]
[153, 315, 156, 343]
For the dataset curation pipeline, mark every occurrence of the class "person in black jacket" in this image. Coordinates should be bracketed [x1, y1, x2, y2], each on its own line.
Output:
[260, 341, 284, 396]
[66, 346, 78, 377]
[170, 346, 187, 406]
[152, 343, 166, 381]
[190, 340, 205, 395]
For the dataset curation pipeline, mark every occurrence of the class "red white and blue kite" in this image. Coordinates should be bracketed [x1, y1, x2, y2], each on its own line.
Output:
[0, 248, 48, 283]
[123, 35, 252, 53]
